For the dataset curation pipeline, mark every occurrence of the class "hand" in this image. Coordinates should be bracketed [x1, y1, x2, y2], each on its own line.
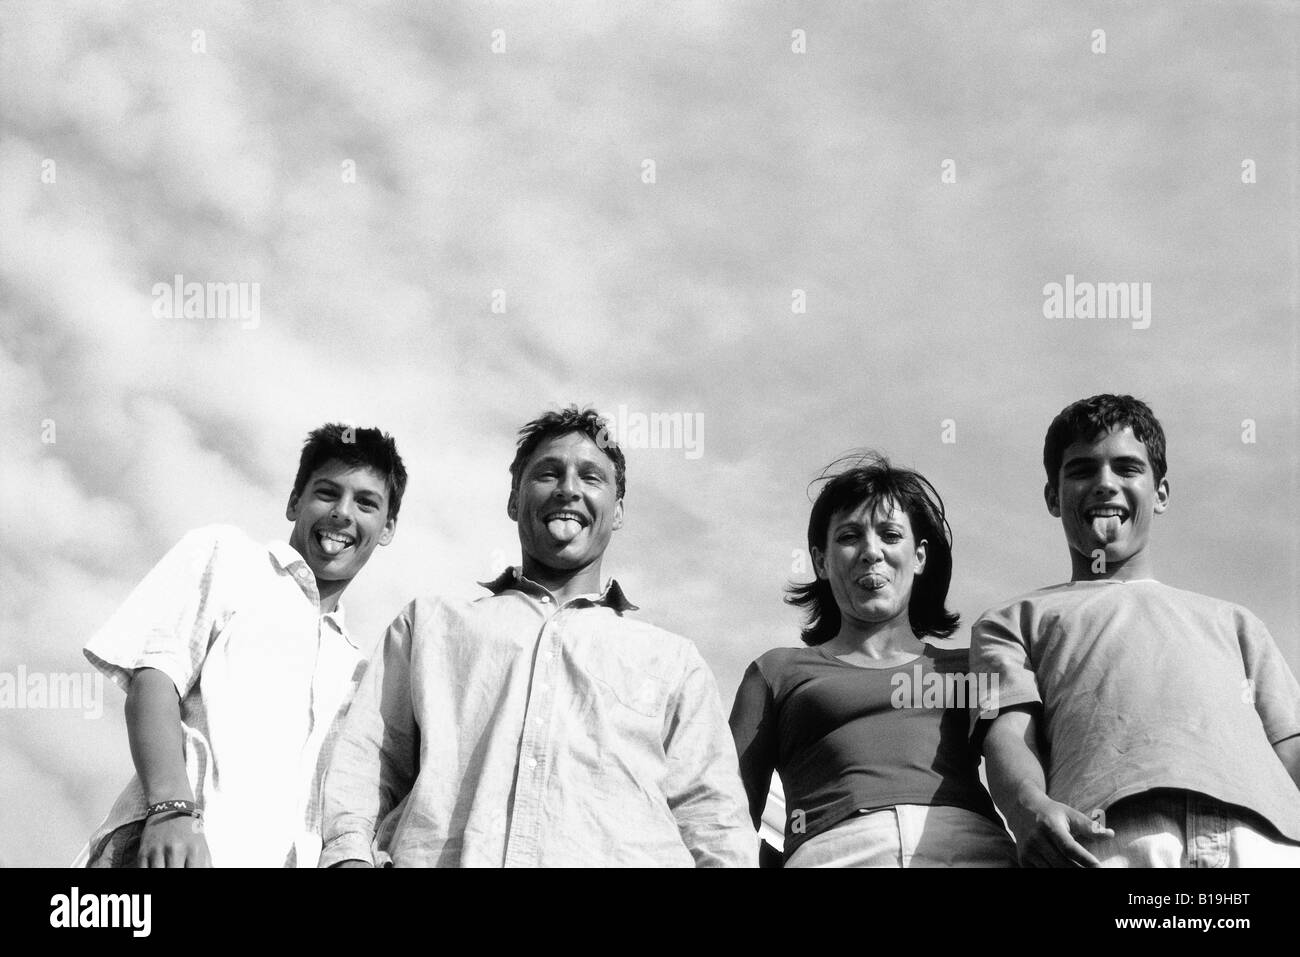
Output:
[137, 812, 212, 868]
[1016, 793, 1114, 868]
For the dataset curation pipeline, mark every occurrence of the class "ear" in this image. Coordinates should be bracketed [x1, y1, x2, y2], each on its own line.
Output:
[378, 515, 397, 547]
[612, 497, 624, 531]
[914, 538, 928, 575]
[285, 491, 301, 522]
[1153, 477, 1170, 515]
[507, 489, 519, 522]
[1044, 483, 1061, 518]
[811, 546, 828, 580]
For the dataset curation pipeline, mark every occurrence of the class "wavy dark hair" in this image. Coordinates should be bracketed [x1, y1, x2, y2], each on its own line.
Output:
[786, 452, 960, 645]
[291, 423, 407, 520]
[1043, 393, 1167, 491]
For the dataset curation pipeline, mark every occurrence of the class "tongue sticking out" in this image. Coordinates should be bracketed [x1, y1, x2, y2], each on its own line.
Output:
[1091, 515, 1122, 542]
[319, 534, 347, 556]
[547, 518, 583, 543]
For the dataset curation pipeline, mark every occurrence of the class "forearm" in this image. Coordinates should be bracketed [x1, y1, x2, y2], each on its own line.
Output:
[1273, 735, 1300, 790]
[983, 715, 1050, 843]
[125, 668, 193, 805]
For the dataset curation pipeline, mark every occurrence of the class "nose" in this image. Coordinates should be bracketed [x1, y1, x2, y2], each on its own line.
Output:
[331, 496, 354, 522]
[862, 534, 884, 563]
[554, 468, 581, 499]
[1093, 467, 1119, 495]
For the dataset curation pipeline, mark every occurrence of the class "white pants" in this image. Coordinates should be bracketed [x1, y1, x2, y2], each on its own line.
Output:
[785, 804, 1017, 868]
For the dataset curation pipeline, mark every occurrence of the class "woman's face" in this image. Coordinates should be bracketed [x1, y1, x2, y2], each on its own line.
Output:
[813, 498, 927, 630]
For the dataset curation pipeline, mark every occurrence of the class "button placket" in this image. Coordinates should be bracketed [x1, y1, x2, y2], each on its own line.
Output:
[503, 606, 560, 866]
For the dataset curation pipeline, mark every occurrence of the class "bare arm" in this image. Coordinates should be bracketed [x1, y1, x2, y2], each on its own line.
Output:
[983, 707, 1111, 867]
[1274, 735, 1300, 791]
[125, 668, 211, 867]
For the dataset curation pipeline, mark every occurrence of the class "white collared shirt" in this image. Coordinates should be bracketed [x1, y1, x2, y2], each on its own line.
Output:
[321, 567, 756, 868]
[81, 525, 364, 867]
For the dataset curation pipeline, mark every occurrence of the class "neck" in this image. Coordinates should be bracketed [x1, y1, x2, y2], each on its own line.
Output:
[519, 556, 605, 606]
[1068, 547, 1155, 582]
[316, 577, 346, 615]
[826, 613, 923, 660]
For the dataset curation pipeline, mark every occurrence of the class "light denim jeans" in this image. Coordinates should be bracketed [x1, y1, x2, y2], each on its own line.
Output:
[785, 804, 1017, 868]
[1086, 789, 1300, 868]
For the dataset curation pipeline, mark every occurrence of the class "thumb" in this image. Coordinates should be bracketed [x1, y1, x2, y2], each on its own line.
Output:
[1066, 805, 1114, 839]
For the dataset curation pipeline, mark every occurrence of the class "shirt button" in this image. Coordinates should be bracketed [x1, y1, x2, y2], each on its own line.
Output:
[539, 596, 551, 604]
[527, 758, 539, 769]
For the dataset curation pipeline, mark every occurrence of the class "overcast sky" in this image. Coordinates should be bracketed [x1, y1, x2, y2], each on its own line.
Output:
[1, 0, 1296, 866]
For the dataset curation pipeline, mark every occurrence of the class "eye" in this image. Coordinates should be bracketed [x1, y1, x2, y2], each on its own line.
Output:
[357, 500, 378, 512]
[882, 533, 903, 544]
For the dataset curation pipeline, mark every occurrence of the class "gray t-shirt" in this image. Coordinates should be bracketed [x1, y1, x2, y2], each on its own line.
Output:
[971, 579, 1300, 842]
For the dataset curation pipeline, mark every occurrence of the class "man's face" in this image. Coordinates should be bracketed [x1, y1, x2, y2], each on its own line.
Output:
[1046, 426, 1169, 573]
[287, 460, 395, 583]
[508, 431, 623, 573]
[813, 499, 926, 630]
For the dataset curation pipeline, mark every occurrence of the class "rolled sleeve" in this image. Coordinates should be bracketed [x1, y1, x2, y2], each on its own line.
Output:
[661, 646, 758, 868]
[83, 526, 235, 699]
[320, 605, 419, 868]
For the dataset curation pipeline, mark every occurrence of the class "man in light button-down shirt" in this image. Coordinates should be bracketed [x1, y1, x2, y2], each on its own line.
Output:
[79, 424, 406, 867]
[321, 407, 754, 867]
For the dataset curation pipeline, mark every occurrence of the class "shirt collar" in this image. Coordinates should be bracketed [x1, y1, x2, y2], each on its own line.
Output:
[478, 566, 639, 613]
[267, 540, 357, 647]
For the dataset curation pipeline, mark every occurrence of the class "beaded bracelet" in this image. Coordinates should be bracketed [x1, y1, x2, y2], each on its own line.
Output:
[145, 799, 202, 819]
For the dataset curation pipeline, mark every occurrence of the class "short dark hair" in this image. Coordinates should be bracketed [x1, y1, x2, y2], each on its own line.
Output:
[509, 406, 626, 499]
[1043, 394, 1167, 491]
[786, 452, 960, 646]
[291, 424, 407, 520]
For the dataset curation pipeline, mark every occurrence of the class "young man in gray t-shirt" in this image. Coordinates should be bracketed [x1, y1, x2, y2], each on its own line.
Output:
[972, 394, 1300, 867]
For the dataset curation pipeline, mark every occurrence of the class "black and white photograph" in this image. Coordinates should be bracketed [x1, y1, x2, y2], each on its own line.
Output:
[1, 0, 1296, 934]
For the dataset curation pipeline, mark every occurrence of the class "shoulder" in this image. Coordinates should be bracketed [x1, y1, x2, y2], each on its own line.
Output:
[159, 524, 262, 578]
[973, 583, 1072, 628]
[754, 645, 812, 669]
[749, 644, 818, 683]
[1144, 583, 1268, 633]
[401, 593, 476, 630]
[178, 523, 255, 553]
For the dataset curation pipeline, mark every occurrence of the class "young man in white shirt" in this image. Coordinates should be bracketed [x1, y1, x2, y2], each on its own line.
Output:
[80, 423, 406, 868]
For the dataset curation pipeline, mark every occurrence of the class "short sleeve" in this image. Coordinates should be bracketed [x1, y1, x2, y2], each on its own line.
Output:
[83, 526, 241, 699]
[1235, 607, 1300, 745]
[969, 602, 1043, 738]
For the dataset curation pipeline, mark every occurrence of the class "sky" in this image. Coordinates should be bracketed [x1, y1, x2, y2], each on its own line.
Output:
[0, 0, 1296, 866]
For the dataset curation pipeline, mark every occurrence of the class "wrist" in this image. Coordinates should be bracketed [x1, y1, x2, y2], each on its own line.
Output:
[145, 799, 201, 818]
[1015, 782, 1050, 813]
[144, 780, 195, 806]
